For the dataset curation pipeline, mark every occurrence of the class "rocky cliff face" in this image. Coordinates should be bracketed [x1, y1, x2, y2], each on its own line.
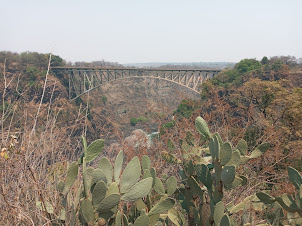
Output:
[85, 77, 200, 140]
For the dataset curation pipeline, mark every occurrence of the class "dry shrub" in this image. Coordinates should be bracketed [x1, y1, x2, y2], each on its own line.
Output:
[0, 115, 76, 225]
[0, 59, 83, 224]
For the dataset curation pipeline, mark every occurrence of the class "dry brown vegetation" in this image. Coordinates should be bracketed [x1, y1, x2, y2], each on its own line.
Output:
[0, 53, 301, 225]
[0, 54, 87, 224]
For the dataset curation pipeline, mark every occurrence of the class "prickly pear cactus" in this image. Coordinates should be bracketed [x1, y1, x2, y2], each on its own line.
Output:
[53, 117, 273, 226]
[177, 116, 270, 225]
[257, 166, 302, 223]
[57, 136, 179, 225]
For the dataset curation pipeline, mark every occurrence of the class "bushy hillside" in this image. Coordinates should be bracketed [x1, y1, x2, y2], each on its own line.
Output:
[1, 53, 302, 225]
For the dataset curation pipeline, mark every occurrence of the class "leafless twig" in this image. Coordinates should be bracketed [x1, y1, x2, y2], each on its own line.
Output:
[31, 54, 52, 135]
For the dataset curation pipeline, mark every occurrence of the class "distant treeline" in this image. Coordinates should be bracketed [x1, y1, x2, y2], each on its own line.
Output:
[1, 51, 301, 71]
[124, 62, 235, 69]
[209, 56, 302, 88]
[0, 51, 65, 69]
[157, 62, 235, 69]
[73, 60, 124, 67]
[0, 51, 125, 69]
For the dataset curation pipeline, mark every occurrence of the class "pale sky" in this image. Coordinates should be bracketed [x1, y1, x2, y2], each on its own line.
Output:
[1, 0, 301, 63]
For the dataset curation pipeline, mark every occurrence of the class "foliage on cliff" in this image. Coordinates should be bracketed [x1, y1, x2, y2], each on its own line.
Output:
[156, 57, 302, 216]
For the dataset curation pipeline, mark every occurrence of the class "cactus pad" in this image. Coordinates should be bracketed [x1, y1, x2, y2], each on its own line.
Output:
[98, 157, 113, 185]
[96, 193, 120, 212]
[221, 165, 235, 184]
[237, 139, 248, 155]
[121, 177, 153, 202]
[256, 192, 275, 204]
[213, 201, 224, 225]
[85, 139, 104, 162]
[80, 199, 95, 224]
[154, 177, 165, 195]
[114, 151, 123, 184]
[195, 116, 211, 138]
[120, 156, 141, 193]
[92, 180, 107, 207]
[166, 176, 177, 196]
[220, 142, 232, 166]
[142, 155, 151, 171]
[92, 168, 107, 185]
[288, 166, 302, 190]
[149, 198, 175, 215]
[133, 210, 150, 226]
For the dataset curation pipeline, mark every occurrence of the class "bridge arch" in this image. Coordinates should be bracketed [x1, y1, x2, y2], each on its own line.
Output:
[51, 67, 221, 100]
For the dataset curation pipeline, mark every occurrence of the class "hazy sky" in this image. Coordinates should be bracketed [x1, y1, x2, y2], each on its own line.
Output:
[1, 0, 301, 63]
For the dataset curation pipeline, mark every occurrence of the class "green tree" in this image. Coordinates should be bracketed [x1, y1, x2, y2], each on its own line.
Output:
[272, 60, 283, 72]
[174, 99, 199, 119]
[235, 59, 262, 74]
[261, 56, 269, 65]
[51, 54, 65, 66]
[130, 118, 138, 126]
[26, 66, 38, 82]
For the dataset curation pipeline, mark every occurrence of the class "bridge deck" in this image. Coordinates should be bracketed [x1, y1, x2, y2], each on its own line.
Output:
[51, 66, 221, 73]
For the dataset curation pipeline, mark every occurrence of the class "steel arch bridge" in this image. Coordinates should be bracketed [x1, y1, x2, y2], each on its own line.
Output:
[51, 67, 221, 100]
